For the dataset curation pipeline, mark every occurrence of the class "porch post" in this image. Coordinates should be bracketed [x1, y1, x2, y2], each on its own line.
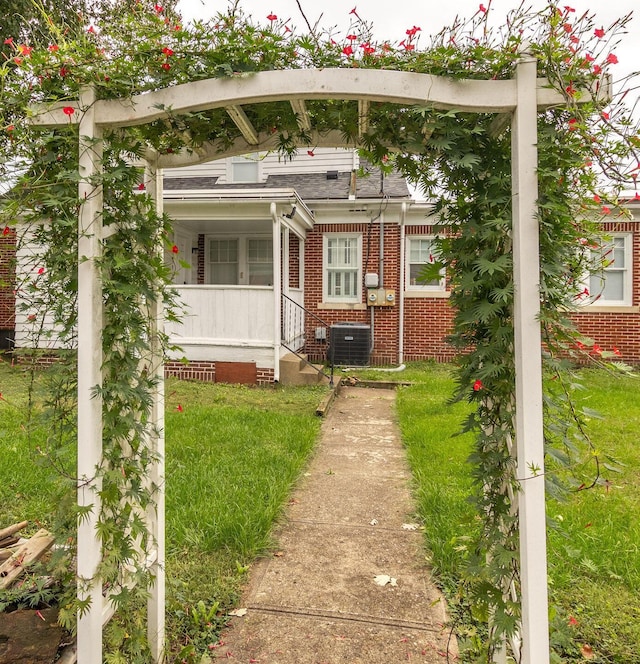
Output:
[76, 86, 104, 664]
[511, 53, 550, 663]
[271, 203, 282, 382]
[145, 156, 166, 662]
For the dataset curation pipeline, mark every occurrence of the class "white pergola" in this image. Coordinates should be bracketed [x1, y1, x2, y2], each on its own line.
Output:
[32, 57, 606, 664]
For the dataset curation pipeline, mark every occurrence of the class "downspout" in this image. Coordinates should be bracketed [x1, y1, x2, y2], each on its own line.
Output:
[399, 202, 407, 364]
[271, 202, 281, 382]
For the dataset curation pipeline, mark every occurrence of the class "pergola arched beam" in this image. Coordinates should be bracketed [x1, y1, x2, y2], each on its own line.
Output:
[31, 67, 599, 129]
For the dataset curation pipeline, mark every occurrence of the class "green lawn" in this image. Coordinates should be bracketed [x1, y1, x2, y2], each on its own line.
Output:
[1, 359, 638, 662]
[364, 362, 639, 664]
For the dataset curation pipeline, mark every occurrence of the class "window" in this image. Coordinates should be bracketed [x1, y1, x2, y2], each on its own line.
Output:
[230, 154, 259, 183]
[406, 237, 445, 291]
[586, 234, 632, 306]
[209, 238, 238, 284]
[323, 234, 362, 303]
[207, 236, 273, 286]
[247, 238, 273, 286]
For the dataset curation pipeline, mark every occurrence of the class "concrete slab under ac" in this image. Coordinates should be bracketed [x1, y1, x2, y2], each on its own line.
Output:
[213, 385, 458, 664]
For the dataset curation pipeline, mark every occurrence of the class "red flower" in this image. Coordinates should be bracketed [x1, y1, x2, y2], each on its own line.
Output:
[62, 106, 75, 116]
[601, 111, 610, 120]
[473, 379, 483, 392]
[606, 53, 618, 65]
[565, 83, 576, 97]
[403, 43, 415, 51]
[5, 125, 14, 132]
[564, 6, 575, 12]
[171, 244, 179, 254]
[87, 25, 96, 34]
[349, 7, 359, 16]
[568, 615, 578, 627]
[593, 64, 602, 75]
[2, 226, 10, 236]
[138, 183, 146, 191]
[154, 4, 163, 12]
[48, 44, 59, 52]
[13, 57, 22, 65]
[592, 343, 602, 355]
[266, 13, 277, 21]
[563, 23, 572, 33]
[3, 37, 13, 46]
[59, 66, 69, 77]
[176, 404, 183, 412]
[162, 47, 174, 56]
[570, 35, 579, 44]
[601, 205, 611, 215]
[360, 42, 375, 55]
[613, 346, 621, 356]
[18, 44, 33, 56]
[342, 45, 354, 56]
[161, 62, 171, 70]
[593, 194, 601, 203]
[568, 118, 578, 131]
[594, 27, 605, 38]
[346, 34, 357, 41]
[307, 150, 315, 157]
[174, 24, 182, 31]
[479, 4, 487, 13]
[37, 267, 45, 275]
[406, 26, 421, 37]
[585, 53, 594, 62]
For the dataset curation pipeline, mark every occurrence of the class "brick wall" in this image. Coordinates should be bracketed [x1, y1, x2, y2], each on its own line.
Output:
[0, 229, 16, 338]
[165, 359, 275, 386]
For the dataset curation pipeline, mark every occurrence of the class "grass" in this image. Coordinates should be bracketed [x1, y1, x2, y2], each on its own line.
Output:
[2, 358, 639, 662]
[0, 358, 326, 662]
[350, 361, 640, 663]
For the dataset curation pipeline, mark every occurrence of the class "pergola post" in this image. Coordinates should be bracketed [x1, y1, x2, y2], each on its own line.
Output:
[76, 86, 104, 664]
[145, 156, 166, 662]
[511, 54, 550, 663]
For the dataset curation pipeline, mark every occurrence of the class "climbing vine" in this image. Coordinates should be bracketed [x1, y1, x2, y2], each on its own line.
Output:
[0, 0, 638, 661]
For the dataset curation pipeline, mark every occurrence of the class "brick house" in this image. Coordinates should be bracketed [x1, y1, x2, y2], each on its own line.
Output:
[2, 148, 639, 382]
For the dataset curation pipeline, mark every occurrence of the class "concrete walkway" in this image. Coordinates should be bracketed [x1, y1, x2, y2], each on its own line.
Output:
[214, 385, 457, 663]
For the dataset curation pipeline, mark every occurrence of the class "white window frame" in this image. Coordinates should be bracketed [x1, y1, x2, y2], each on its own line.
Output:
[323, 233, 362, 304]
[584, 233, 632, 307]
[206, 234, 273, 286]
[405, 236, 446, 292]
[227, 153, 261, 183]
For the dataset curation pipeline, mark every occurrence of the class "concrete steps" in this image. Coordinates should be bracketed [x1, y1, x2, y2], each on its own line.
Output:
[279, 352, 330, 386]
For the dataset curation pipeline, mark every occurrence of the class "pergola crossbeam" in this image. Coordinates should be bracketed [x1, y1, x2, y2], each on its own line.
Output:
[226, 104, 259, 145]
[290, 98, 312, 132]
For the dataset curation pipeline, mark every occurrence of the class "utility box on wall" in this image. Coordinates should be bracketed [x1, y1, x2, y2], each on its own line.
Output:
[329, 323, 371, 366]
[367, 288, 396, 307]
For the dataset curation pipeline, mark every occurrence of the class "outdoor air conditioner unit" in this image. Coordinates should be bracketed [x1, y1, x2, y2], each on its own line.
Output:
[329, 323, 371, 366]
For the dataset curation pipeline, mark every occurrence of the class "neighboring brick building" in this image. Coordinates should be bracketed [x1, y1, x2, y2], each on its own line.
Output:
[3, 149, 639, 381]
[0, 227, 15, 350]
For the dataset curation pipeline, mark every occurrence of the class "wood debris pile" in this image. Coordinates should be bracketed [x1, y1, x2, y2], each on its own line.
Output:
[0, 521, 54, 590]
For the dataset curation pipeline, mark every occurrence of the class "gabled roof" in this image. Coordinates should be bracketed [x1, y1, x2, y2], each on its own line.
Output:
[163, 165, 410, 200]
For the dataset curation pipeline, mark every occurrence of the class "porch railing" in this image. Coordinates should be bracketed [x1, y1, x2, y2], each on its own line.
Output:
[281, 293, 334, 386]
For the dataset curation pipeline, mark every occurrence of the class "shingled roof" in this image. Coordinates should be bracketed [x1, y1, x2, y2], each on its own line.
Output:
[163, 165, 410, 200]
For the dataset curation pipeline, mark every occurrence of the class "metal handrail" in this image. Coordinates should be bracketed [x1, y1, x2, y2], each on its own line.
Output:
[281, 293, 334, 386]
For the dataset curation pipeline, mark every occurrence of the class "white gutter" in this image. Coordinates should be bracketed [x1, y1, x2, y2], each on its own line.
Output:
[271, 202, 282, 382]
[399, 202, 407, 364]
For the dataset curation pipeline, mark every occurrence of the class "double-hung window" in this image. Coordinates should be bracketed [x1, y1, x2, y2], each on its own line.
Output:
[324, 234, 362, 303]
[406, 237, 445, 291]
[586, 234, 632, 306]
[209, 238, 239, 284]
[208, 236, 273, 286]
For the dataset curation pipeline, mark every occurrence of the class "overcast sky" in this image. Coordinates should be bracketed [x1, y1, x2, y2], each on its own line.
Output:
[176, 0, 639, 92]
